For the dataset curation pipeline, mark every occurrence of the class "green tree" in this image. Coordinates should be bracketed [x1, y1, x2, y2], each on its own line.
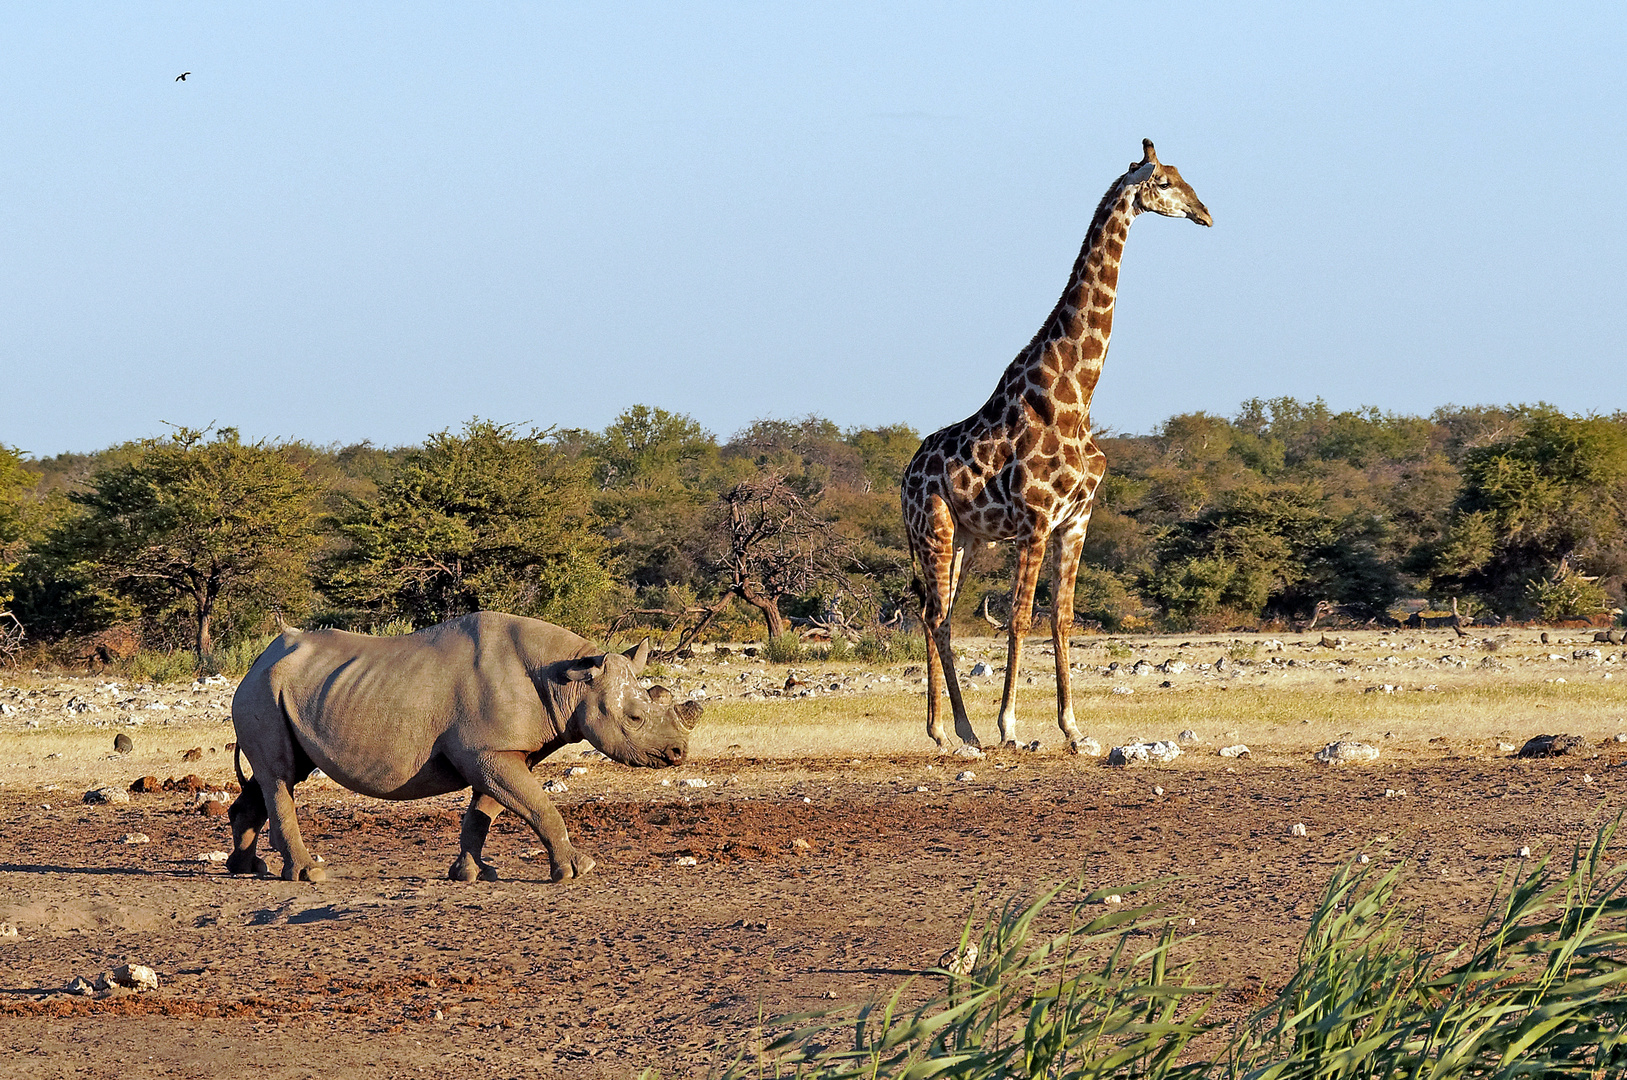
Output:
[59, 428, 319, 656]
[1423, 411, 1627, 612]
[0, 445, 34, 609]
[333, 419, 612, 629]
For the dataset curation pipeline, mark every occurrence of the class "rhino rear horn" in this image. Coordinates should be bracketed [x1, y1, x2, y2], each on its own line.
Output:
[623, 639, 651, 674]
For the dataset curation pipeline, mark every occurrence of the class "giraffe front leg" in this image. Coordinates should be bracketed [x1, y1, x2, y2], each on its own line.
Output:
[1052, 523, 1089, 752]
[997, 533, 1048, 747]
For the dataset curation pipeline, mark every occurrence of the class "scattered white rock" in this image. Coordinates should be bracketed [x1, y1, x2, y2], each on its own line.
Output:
[105, 964, 159, 991]
[1357, 853, 1370, 864]
[1314, 741, 1379, 765]
[541, 779, 569, 793]
[1518, 846, 1532, 858]
[1264, 639, 1284, 652]
[951, 744, 984, 760]
[1110, 686, 1134, 696]
[1108, 741, 1181, 766]
[63, 976, 95, 996]
[0, 922, 17, 937]
[1130, 660, 1155, 677]
[955, 771, 976, 782]
[1177, 729, 1198, 744]
[1291, 823, 1308, 836]
[968, 661, 991, 677]
[1104, 894, 1122, 905]
[942, 942, 979, 975]
[566, 766, 589, 777]
[120, 833, 150, 845]
[194, 851, 229, 863]
[1152, 786, 1164, 796]
[83, 786, 130, 805]
[518, 848, 545, 860]
[674, 856, 698, 867]
[1385, 788, 1407, 798]
[1161, 660, 1188, 675]
[1498, 742, 1517, 752]
[1218, 744, 1250, 758]
[914, 785, 930, 793]
[678, 778, 709, 789]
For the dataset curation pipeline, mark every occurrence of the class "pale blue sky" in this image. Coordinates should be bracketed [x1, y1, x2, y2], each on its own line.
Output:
[3, 3, 1623, 456]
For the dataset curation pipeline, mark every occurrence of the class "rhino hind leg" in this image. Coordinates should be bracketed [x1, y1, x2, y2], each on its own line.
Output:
[263, 776, 326, 882]
[226, 784, 271, 876]
[458, 750, 595, 883]
[449, 792, 502, 882]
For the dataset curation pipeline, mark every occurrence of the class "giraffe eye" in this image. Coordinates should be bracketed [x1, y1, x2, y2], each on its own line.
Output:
[1157, 178, 1171, 188]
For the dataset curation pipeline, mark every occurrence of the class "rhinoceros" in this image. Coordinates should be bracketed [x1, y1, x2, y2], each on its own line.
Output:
[226, 611, 700, 883]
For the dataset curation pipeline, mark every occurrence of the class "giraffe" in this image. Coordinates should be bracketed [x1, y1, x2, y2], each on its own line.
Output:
[900, 139, 1210, 751]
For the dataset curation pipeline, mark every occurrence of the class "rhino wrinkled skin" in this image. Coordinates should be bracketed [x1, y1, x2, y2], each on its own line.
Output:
[226, 611, 700, 883]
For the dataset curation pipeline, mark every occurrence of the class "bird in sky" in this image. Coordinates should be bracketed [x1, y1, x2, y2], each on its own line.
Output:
[175, 72, 190, 81]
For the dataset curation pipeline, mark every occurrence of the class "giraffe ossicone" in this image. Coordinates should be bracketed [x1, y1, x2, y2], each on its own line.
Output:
[900, 139, 1210, 752]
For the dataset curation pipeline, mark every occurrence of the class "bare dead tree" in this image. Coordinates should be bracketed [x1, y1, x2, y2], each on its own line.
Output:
[0, 612, 24, 667]
[669, 474, 861, 651]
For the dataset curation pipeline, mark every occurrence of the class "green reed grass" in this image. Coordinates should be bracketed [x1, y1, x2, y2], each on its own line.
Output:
[726, 821, 1627, 1079]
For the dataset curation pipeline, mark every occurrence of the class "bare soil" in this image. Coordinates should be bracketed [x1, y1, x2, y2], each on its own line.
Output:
[2, 748, 1625, 1078]
[2, 632, 1625, 1078]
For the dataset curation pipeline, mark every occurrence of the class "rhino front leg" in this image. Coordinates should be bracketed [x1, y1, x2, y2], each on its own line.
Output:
[460, 750, 595, 883]
[449, 792, 503, 882]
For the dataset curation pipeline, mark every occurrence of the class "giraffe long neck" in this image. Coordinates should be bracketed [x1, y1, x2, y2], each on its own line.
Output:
[1019, 178, 1140, 407]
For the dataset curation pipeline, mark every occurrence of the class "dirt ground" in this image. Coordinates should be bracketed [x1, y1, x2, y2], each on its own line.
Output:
[2, 631, 1626, 1078]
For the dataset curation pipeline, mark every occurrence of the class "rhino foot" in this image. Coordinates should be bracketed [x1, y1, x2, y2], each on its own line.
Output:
[281, 863, 327, 883]
[448, 854, 500, 883]
[227, 852, 269, 876]
[551, 850, 596, 882]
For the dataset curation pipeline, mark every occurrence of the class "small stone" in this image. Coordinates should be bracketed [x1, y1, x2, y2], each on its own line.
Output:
[1518, 734, 1584, 758]
[0, 922, 17, 937]
[674, 856, 698, 866]
[951, 744, 984, 760]
[1357, 853, 1370, 864]
[1177, 729, 1198, 744]
[194, 851, 229, 862]
[678, 778, 708, 789]
[1614, 733, 1627, 743]
[1104, 894, 1122, 905]
[968, 661, 991, 677]
[1498, 742, 1517, 752]
[955, 771, 976, 781]
[1218, 744, 1250, 758]
[913, 785, 930, 792]
[1074, 737, 1102, 757]
[1107, 741, 1181, 766]
[1384, 788, 1407, 798]
[1518, 846, 1532, 858]
[113, 733, 133, 754]
[941, 942, 979, 975]
[433, 1009, 445, 1021]
[63, 976, 95, 996]
[111, 964, 159, 991]
[791, 838, 810, 852]
[540, 779, 569, 793]
[1291, 823, 1308, 836]
[83, 786, 131, 805]
[1314, 741, 1380, 765]
[1152, 786, 1164, 796]
[1110, 686, 1134, 695]
[121, 833, 150, 845]
[566, 766, 589, 777]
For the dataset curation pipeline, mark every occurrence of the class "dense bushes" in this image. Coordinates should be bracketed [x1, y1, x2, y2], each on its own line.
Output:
[2, 399, 1624, 659]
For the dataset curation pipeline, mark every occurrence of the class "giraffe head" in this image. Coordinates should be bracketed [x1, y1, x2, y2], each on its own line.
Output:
[1126, 139, 1211, 227]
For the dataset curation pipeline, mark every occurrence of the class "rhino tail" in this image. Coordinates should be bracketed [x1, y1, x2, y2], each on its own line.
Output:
[233, 743, 252, 787]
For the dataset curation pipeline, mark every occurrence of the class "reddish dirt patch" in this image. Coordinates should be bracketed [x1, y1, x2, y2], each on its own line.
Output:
[2, 751, 1623, 1078]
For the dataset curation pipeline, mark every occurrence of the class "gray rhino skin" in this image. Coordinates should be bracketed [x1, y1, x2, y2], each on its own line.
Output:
[227, 611, 700, 883]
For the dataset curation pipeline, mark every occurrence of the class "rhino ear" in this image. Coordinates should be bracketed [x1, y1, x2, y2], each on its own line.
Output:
[675, 700, 703, 729]
[561, 656, 605, 683]
[623, 639, 652, 674]
[646, 685, 673, 703]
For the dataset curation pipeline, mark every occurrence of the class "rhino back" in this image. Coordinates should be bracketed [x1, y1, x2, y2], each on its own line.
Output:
[248, 613, 580, 797]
